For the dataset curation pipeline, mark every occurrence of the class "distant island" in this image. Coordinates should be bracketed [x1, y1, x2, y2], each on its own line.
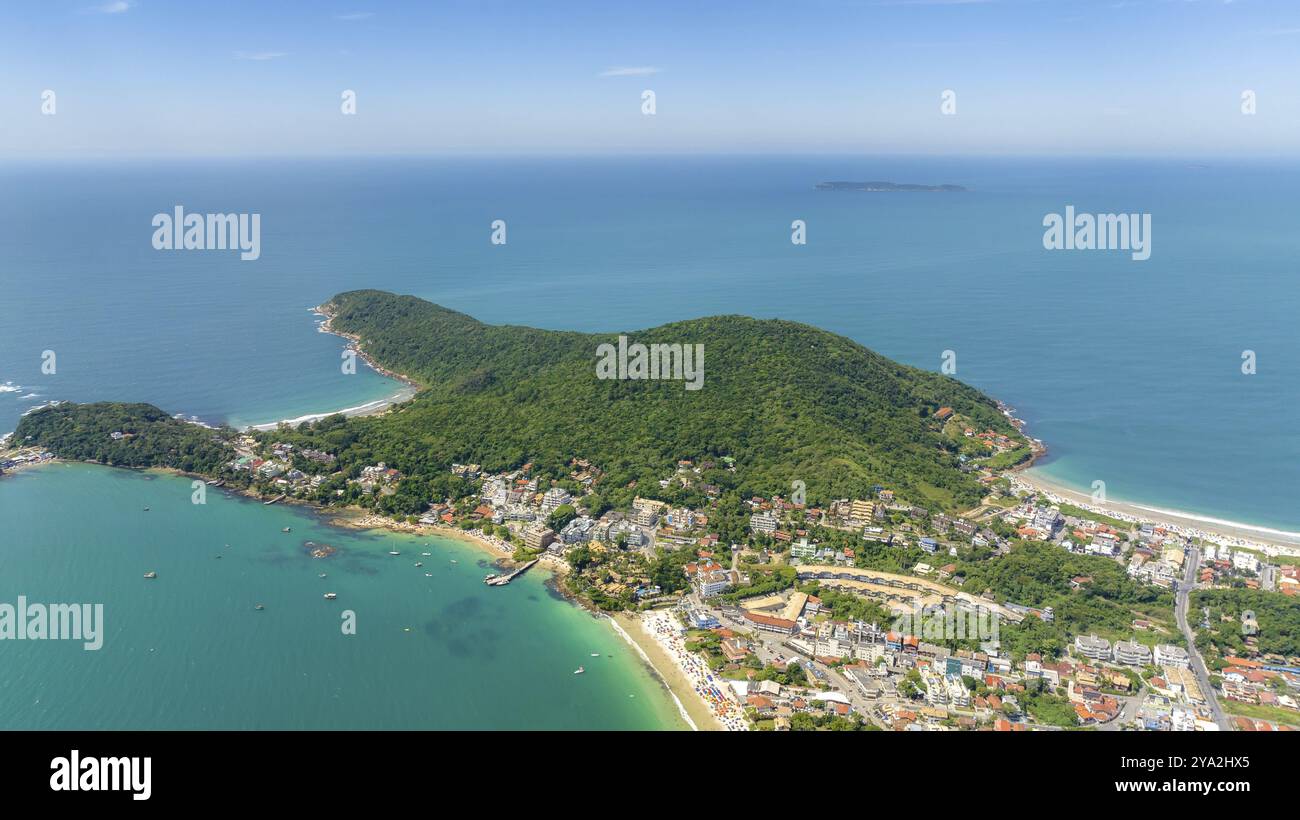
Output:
[816, 181, 967, 192]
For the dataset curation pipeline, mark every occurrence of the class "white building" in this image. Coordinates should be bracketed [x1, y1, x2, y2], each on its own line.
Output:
[1154, 644, 1190, 669]
[1074, 634, 1111, 661]
[1232, 551, 1261, 574]
[1112, 639, 1152, 667]
[540, 487, 572, 515]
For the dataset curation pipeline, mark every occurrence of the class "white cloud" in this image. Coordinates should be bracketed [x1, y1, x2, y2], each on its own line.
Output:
[94, 1, 132, 13]
[234, 51, 289, 61]
[598, 66, 662, 77]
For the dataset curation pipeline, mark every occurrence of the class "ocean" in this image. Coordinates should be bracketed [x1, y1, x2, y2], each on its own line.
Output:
[3, 156, 1298, 531]
[2, 155, 1298, 727]
[0, 463, 687, 729]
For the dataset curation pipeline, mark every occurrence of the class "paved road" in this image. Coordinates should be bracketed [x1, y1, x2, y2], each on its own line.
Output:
[707, 600, 889, 727]
[1175, 546, 1230, 730]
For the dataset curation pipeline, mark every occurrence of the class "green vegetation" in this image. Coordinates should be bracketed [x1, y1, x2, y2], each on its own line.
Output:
[1019, 678, 1079, 728]
[957, 541, 1174, 659]
[718, 566, 797, 603]
[13, 403, 237, 475]
[17, 290, 1029, 524]
[300, 289, 1026, 512]
[1219, 698, 1300, 728]
[1054, 502, 1132, 533]
[798, 583, 891, 624]
[1192, 588, 1300, 660]
[788, 712, 879, 731]
[984, 445, 1032, 470]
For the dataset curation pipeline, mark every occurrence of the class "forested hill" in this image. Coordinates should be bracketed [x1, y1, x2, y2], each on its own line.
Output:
[311, 289, 1024, 509]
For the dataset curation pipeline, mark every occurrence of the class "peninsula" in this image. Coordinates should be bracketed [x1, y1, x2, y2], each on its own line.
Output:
[11, 290, 1298, 732]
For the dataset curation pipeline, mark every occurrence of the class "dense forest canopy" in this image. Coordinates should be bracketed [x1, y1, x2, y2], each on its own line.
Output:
[13, 402, 235, 474]
[14, 290, 1027, 514]
[304, 289, 1024, 510]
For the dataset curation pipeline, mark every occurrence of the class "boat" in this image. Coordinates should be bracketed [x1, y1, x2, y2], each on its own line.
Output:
[421, 552, 431, 556]
[143, 571, 157, 579]
[323, 592, 337, 600]
[254, 604, 265, 611]
[388, 550, 400, 556]
[450, 559, 457, 564]
[574, 667, 585, 675]
[484, 574, 499, 583]
[424, 573, 433, 577]
[591, 653, 601, 657]
[318, 572, 327, 578]
[414, 562, 423, 567]
[142, 507, 150, 512]
[282, 527, 291, 533]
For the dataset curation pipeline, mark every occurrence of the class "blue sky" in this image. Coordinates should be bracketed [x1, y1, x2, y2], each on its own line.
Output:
[2, 0, 1298, 157]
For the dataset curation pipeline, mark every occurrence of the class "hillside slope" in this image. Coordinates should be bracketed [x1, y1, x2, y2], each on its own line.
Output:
[309, 289, 1023, 509]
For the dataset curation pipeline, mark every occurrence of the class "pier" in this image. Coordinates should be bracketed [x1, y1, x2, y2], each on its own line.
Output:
[484, 558, 538, 586]
[264, 494, 285, 505]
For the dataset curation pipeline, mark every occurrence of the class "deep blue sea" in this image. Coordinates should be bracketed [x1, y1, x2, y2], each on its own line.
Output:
[3, 156, 1299, 531]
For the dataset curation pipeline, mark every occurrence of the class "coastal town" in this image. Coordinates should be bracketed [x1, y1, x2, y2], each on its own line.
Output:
[66, 399, 1287, 734]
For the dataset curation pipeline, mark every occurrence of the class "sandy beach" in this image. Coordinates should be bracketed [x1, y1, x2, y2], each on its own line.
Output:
[1016, 468, 1300, 559]
[241, 304, 424, 432]
[611, 612, 718, 731]
[244, 386, 418, 432]
[612, 610, 751, 731]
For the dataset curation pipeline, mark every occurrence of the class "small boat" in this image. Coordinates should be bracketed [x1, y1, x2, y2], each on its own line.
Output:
[323, 592, 337, 600]
[143, 571, 157, 579]
[424, 572, 433, 577]
[318, 572, 327, 578]
[484, 574, 499, 582]
[142, 507, 150, 512]
[450, 559, 458, 564]
[254, 604, 265, 611]
[574, 667, 585, 675]
[421, 552, 431, 556]
[388, 550, 400, 556]
[414, 562, 423, 567]
[591, 653, 601, 657]
[214, 555, 222, 559]
[282, 527, 291, 533]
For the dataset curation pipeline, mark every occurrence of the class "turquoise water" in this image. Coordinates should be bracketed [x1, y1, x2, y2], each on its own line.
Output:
[0, 463, 686, 730]
[2, 157, 1298, 531]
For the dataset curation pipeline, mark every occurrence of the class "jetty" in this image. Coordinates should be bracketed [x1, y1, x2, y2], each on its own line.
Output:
[484, 558, 538, 586]
[264, 494, 286, 505]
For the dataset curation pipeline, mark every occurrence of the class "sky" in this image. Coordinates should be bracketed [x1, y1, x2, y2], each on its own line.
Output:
[1, 0, 1298, 157]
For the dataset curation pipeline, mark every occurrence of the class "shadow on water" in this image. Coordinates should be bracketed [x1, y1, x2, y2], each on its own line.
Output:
[423, 595, 504, 660]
